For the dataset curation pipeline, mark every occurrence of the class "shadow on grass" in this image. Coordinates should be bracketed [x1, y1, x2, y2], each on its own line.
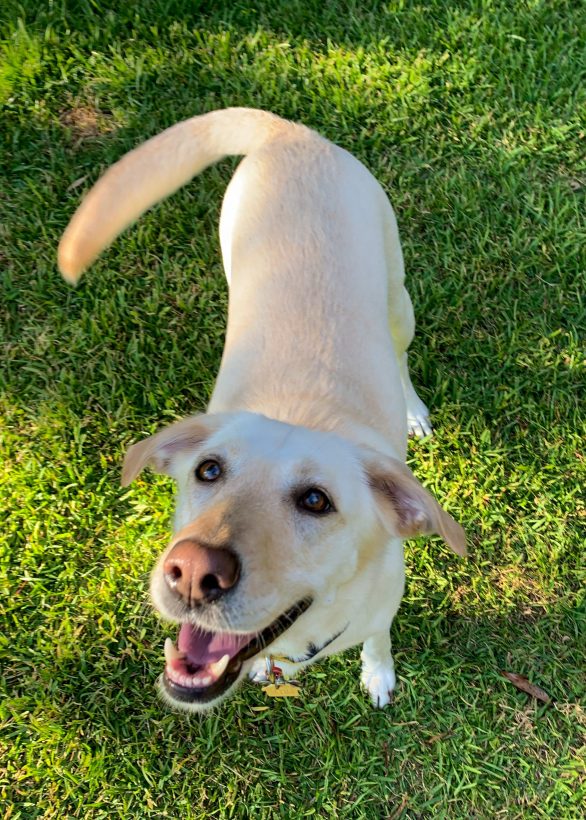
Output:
[3, 0, 582, 430]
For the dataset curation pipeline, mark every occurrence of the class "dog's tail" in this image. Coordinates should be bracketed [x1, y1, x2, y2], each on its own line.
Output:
[58, 108, 303, 284]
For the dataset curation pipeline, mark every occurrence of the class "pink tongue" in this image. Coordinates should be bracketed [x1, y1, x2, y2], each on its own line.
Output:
[178, 623, 255, 664]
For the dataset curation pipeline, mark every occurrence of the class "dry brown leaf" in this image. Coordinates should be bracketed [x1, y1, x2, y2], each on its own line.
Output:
[67, 175, 88, 192]
[500, 671, 551, 703]
[387, 794, 409, 820]
[425, 731, 452, 744]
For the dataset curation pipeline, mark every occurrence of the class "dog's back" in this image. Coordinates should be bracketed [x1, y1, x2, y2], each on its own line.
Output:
[59, 107, 406, 451]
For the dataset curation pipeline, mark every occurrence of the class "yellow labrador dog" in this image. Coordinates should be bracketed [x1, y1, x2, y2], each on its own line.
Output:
[59, 108, 465, 711]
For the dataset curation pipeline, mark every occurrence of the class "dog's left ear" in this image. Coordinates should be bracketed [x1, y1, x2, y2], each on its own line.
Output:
[121, 413, 226, 487]
[364, 453, 467, 556]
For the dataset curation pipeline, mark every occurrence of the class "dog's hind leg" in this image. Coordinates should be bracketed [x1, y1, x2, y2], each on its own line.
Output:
[382, 199, 432, 438]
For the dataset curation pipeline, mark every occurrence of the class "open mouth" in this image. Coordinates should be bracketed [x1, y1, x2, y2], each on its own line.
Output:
[162, 598, 312, 704]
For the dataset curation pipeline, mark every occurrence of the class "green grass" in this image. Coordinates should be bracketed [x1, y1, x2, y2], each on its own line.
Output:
[1, 0, 585, 816]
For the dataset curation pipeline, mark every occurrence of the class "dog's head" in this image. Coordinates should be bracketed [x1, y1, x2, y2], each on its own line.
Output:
[123, 411, 465, 711]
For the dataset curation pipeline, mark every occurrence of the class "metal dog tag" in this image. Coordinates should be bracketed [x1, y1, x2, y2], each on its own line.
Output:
[263, 656, 302, 698]
[262, 681, 302, 698]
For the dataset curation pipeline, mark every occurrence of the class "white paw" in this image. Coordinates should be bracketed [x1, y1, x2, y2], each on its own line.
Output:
[407, 396, 433, 439]
[361, 664, 396, 708]
[248, 658, 269, 683]
[408, 413, 432, 439]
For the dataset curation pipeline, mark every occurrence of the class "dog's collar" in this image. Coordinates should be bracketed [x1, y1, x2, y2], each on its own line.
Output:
[261, 624, 349, 699]
[278, 623, 349, 665]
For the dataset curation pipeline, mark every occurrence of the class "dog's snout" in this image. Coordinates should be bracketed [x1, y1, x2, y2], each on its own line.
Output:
[163, 539, 240, 605]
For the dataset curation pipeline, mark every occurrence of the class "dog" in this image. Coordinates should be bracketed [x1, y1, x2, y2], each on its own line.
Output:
[59, 108, 466, 711]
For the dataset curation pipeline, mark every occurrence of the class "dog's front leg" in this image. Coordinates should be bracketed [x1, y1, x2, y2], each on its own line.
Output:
[360, 630, 396, 708]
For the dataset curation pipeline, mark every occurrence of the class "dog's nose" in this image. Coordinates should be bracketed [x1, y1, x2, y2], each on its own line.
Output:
[163, 539, 240, 605]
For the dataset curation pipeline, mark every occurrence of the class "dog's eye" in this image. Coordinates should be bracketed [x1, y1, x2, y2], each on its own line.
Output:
[297, 488, 334, 514]
[195, 459, 222, 482]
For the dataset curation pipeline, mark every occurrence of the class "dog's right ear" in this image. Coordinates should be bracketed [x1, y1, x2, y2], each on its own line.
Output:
[121, 414, 224, 487]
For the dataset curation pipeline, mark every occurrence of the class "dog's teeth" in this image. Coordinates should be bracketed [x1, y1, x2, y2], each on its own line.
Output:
[209, 654, 230, 678]
[164, 637, 185, 663]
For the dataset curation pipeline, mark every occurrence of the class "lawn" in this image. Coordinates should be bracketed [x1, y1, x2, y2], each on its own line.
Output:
[1, 0, 585, 817]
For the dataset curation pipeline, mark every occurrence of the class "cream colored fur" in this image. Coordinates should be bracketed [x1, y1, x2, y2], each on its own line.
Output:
[59, 108, 465, 710]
